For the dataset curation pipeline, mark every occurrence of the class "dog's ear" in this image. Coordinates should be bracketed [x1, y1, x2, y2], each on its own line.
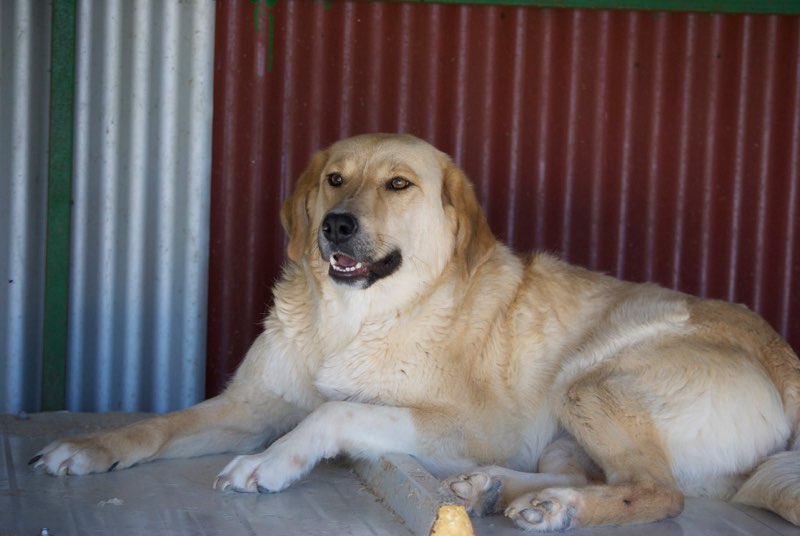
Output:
[281, 150, 327, 263]
[441, 158, 496, 278]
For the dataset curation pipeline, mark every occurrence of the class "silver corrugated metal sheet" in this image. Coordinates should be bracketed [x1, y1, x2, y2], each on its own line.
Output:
[67, 0, 215, 412]
[0, 1, 52, 413]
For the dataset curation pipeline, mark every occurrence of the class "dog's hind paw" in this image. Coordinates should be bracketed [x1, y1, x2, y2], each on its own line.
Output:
[447, 471, 503, 516]
[505, 488, 579, 532]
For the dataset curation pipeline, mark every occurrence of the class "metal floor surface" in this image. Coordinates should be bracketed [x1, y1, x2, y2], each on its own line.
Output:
[2, 413, 799, 536]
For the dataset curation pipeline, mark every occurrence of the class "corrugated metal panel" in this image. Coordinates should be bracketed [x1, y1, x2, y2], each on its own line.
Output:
[0, 1, 52, 412]
[68, 0, 215, 412]
[208, 1, 800, 395]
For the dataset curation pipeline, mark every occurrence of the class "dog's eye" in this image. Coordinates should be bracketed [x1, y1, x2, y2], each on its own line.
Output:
[387, 177, 412, 191]
[327, 173, 344, 187]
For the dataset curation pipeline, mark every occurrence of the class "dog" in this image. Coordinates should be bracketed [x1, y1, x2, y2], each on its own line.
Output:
[31, 134, 800, 531]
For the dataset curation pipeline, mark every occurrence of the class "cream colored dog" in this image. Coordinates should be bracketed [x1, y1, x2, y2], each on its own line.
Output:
[32, 134, 800, 531]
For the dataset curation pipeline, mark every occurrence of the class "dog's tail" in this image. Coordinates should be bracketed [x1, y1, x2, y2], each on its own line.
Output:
[732, 450, 800, 525]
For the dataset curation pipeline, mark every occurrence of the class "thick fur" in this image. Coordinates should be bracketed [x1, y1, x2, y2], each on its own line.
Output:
[33, 134, 800, 531]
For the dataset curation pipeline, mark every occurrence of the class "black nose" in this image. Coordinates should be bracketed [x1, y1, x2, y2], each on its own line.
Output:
[322, 212, 359, 244]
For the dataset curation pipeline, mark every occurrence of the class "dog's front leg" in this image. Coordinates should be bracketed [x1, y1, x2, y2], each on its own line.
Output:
[30, 392, 306, 476]
[31, 330, 314, 477]
[214, 401, 431, 493]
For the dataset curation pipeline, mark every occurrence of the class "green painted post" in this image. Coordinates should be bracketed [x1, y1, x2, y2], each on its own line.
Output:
[42, 0, 76, 411]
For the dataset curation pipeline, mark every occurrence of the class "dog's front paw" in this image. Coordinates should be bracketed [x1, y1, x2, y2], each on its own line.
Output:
[214, 444, 311, 494]
[505, 488, 580, 532]
[30, 438, 120, 476]
[447, 471, 503, 516]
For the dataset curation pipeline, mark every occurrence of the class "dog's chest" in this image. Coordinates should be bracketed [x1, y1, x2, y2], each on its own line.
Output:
[313, 323, 445, 405]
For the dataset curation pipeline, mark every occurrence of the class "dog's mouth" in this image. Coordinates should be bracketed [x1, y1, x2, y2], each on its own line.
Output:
[328, 250, 402, 287]
[329, 253, 370, 278]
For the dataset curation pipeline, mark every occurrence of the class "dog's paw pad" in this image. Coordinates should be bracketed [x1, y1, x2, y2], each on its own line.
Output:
[505, 491, 577, 532]
[448, 472, 503, 516]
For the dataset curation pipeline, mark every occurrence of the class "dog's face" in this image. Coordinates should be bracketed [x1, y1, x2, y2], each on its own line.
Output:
[281, 134, 495, 292]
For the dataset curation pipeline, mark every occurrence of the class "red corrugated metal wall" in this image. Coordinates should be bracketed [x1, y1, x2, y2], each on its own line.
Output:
[207, 0, 800, 396]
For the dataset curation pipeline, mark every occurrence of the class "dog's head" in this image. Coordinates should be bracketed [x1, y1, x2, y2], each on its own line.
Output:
[281, 134, 495, 291]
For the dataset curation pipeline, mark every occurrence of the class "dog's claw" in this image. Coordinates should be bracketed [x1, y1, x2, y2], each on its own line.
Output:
[107, 461, 120, 472]
[56, 461, 73, 476]
[28, 454, 43, 466]
[214, 475, 232, 492]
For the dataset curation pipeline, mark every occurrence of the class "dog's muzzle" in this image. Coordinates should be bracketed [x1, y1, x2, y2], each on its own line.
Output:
[319, 212, 402, 288]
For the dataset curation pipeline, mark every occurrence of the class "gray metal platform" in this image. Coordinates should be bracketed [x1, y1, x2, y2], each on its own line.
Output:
[2, 413, 799, 535]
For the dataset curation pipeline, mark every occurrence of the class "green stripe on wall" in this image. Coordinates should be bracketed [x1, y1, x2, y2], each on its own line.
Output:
[42, 0, 76, 411]
[422, 0, 800, 14]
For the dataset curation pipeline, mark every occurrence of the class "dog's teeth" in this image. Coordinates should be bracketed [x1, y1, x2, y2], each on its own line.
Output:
[330, 257, 365, 273]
